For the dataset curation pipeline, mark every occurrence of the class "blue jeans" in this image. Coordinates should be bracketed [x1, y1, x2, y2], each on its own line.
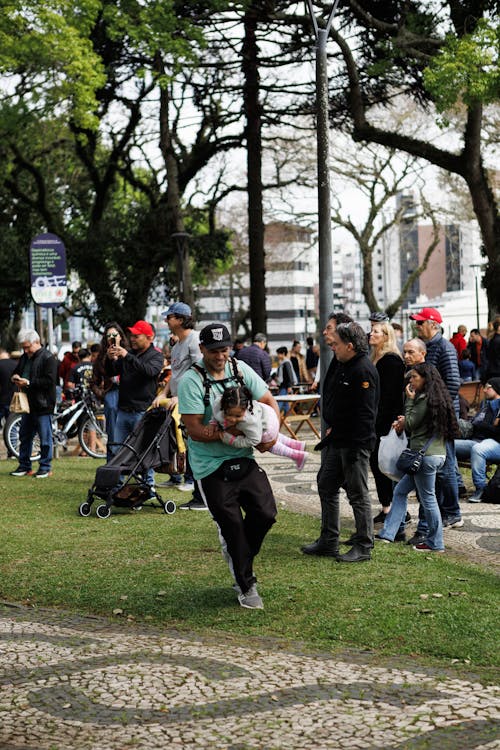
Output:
[114, 409, 154, 487]
[19, 413, 53, 472]
[276, 387, 290, 414]
[436, 441, 461, 517]
[103, 388, 119, 461]
[455, 438, 500, 490]
[379, 455, 446, 550]
[417, 440, 461, 531]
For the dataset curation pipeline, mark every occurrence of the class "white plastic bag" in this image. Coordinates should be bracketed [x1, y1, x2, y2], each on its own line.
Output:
[378, 427, 408, 481]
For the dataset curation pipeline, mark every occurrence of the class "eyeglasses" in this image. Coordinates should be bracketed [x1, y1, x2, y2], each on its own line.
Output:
[415, 320, 425, 326]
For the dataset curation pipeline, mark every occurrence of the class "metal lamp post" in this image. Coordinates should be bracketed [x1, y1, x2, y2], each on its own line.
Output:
[305, 1, 339, 359]
[470, 264, 483, 330]
[305, 0, 339, 436]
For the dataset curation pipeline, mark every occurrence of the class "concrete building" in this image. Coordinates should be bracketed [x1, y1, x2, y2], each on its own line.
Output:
[195, 222, 319, 352]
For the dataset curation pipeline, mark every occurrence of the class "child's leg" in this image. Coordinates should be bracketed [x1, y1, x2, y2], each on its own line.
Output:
[277, 434, 306, 452]
[270, 436, 307, 471]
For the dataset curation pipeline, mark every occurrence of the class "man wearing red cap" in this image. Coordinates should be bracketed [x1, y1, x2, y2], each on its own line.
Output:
[410, 306, 463, 529]
[106, 320, 164, 487]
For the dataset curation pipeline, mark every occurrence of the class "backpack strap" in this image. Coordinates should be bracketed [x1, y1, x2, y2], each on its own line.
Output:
[191, 357, 245, 407]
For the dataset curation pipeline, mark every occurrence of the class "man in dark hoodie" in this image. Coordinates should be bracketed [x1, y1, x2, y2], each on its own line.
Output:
[455, 377, 500, 502]
[301, 319, 379, 563]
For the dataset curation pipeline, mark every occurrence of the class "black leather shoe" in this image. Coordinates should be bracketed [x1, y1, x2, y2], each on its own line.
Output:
[342, 534, 357, 546]
[337, 545, 371, 563]
[301, 540, 338, 557]
[406, 532, 426, 546]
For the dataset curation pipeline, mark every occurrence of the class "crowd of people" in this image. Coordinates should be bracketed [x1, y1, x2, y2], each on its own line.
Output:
[1, 304, 499, 609]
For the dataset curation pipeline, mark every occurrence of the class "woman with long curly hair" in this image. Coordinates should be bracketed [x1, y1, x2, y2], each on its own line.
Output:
[91, 322, 129, 460]
[368, 317, 405, 524]
[377, 363, 459, 552]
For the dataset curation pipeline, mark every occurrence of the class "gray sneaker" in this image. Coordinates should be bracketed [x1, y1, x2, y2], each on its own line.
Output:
[238, 584, 264, 610]
[468, 488, 484, 503]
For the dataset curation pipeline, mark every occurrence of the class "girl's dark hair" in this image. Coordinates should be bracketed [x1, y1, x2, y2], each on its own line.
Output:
[101, 321, 129, 351]
[95, 322, 129, 372]
[410, 363, 459, 441]
[220, 385, 254, 415]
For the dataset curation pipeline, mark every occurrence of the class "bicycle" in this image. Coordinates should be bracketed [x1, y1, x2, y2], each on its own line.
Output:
[3, 389, 107, 460]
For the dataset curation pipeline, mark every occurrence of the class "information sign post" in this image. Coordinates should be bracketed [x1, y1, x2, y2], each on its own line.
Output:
[29, 233, 68, 351]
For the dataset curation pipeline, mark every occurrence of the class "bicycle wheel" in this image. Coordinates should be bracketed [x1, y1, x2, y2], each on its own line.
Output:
[78, 411, 107, 458]
[3, 412, 42, 461]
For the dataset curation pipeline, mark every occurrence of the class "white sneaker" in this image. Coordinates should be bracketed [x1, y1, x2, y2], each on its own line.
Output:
[178, 481, 195, 492]
[238, 584, 264, 610]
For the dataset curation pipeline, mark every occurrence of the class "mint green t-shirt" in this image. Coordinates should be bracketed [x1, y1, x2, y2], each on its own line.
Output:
[178, 358, 269, 479]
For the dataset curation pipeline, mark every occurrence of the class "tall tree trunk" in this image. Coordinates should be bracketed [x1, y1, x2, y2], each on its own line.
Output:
[157, 55, 194, 309]
[462, 104, 500, 319]
[242, 8, 266, 336]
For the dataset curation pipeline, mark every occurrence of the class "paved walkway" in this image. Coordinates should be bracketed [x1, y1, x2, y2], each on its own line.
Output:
[1, 444, 499, 749]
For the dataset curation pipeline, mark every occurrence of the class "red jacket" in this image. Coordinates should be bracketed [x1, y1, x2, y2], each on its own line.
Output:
[59, 351, 79, 386]
[450, 332, 467, 359]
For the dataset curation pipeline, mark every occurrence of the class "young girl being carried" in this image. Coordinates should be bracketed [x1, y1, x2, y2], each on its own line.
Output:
[212, 385, 308, 471]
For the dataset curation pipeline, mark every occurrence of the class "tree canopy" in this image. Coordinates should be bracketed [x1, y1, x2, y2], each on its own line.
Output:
[0, 0, 498, 345]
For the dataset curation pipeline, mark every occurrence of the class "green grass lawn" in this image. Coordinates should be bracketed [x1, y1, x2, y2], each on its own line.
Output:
[1, 457, 498, 675]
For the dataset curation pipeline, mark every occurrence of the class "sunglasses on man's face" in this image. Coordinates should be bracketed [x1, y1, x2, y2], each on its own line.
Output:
[415, 320, 426, 326]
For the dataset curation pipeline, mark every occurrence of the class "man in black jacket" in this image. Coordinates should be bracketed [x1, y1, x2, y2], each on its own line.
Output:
[10, 329, 57, 479]
[302, 321, 379, 562]
[106, 320, 163, 483]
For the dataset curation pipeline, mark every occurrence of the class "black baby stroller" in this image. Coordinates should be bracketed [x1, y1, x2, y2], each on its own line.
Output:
[78, 407, 179, 519]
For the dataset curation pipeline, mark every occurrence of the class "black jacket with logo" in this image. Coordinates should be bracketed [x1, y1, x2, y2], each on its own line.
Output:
[322, 351, 379, 450]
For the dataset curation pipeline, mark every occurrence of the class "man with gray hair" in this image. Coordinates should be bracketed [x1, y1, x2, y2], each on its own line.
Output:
[10, 329, 57, 478]
[302, 320, 379, 562]
[402, 338, 427, 367]
[234, 333, 272, 382]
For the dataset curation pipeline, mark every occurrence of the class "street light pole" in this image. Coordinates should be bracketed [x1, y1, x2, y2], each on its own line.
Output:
[470, 264, 483, 330]
[305, 0, 339, 435]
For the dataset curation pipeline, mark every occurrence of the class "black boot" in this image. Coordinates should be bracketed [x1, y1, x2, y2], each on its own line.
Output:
[301, 539, 339, 557]
[337, 544, 371, 563]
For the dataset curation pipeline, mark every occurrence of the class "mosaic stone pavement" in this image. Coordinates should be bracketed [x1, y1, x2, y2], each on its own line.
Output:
[1, 447, 498, 749]
[1, 604, 499, 750]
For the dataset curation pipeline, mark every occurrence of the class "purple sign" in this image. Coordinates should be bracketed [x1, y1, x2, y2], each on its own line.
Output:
[29, 233, 67, 307]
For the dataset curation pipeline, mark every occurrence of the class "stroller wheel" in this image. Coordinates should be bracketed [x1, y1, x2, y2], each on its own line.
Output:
[163, 500, 176, 515]
[96, 504, 111, 519]
[78, 502, 92, 517]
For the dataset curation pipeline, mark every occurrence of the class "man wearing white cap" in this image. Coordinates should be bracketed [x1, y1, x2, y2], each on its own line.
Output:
[410, 306, 463, 530]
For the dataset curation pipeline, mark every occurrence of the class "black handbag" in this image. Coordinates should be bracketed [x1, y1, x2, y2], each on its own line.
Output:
[396, 436, 435, 475]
